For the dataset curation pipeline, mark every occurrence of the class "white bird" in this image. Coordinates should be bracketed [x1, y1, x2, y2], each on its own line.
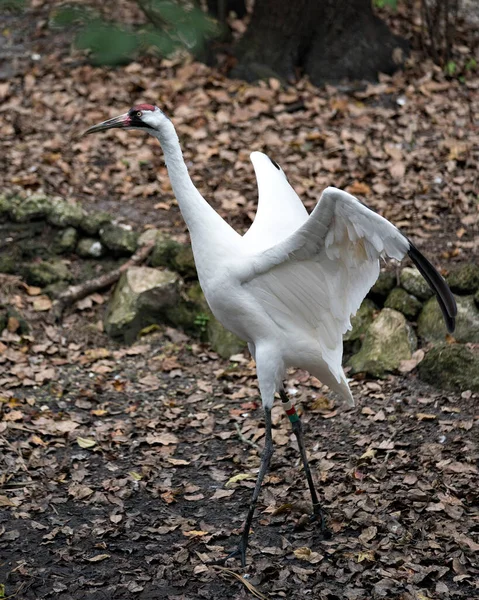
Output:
[84, 105, 457, 565]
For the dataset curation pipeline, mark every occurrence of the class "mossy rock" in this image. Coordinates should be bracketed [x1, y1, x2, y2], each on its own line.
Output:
[10, 195, 52, 223]
[76, 238, 104, 258]
[447, 264, 479, 295]
[344, 298, 376, 342]
[105, 266, 180, 343]
[100, 224, 139, 256]
[0, 194, 15, 217]
[80, 211, 111, 236]
[348, 308, 417, 378]
[368, 271, 396, 303]
[150, 233, 182, 269]
[24, 260, 72, 287]
[47, 198, 84, 228]
[400, 267, 433, 300]
[173, 245, 197, 279]
[418, 295, 479, 343]
[207, 318, 246, 359]
[384, 287, 423, 320]
[418, 343, 479, 392]
[54, 227, 78, 254]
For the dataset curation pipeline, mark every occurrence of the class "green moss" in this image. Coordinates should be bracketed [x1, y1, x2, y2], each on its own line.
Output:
[418, 295, 479, 343]
[149, 233, 182, 269]
[24, 260, 72, 287]
[100, 224, 138, 256]
[344, 298, 376, 342]
[54, 227, 78, 254]
[47, 198, 84, 227]
[384, 287, 423, 320]
[447, 264, 479, 294]
[400, 267, 433, 300]
[80, 211, 111, 236]
[368, 271, 396, 303]
[418, 343, 479, 392]
[10, 195, 52, 222]
[348, 308, 416, 378]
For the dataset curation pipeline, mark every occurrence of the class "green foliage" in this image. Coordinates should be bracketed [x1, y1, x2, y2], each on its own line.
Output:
[465, 57, 477, 72]
[193, 312, 210, 333]
[373, 0, 398, 10]
[0, 0, 25, 12]
[445, 60, 456, 76]
[52, 0, 219, 66]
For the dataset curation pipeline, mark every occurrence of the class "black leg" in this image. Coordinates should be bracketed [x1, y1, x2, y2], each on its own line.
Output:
[279, 389, 327, 530]
[224, 406, 274, 567]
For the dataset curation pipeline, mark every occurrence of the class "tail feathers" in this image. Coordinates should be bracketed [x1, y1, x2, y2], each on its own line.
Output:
[338, 374, 355, 407]
[407, 240, 457, 333]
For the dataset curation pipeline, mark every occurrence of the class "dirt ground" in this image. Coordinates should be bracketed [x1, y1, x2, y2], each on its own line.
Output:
[1, 2, 478, 599]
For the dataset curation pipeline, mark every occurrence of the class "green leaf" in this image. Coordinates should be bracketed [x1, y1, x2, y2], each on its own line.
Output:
[51, 4, 93, 27]
[76, 22, 139, 65]
[445, 60, 457, 76]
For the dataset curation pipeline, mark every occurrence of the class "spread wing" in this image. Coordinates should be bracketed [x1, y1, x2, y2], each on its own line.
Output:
[242, 187, 456, 381]
[242, 152, 308, 252]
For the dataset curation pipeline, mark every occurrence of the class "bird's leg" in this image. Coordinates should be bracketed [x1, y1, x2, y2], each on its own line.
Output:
[224, 406, 273, 567]
[280, 389, 328, 531]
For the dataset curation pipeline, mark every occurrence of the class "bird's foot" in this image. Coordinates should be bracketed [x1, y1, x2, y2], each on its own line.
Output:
[209, 538, 247, 568]
[294, 503, 331, 537]
[310, 503, 332, 538]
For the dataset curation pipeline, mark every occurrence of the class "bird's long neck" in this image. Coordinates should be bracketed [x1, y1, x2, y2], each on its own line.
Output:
[153, 121, 237, 249]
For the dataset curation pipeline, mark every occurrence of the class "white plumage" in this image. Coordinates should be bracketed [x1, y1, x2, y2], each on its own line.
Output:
[85, 105, 456, 566]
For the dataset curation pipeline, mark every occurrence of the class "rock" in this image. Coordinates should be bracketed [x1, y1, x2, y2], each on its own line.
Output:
[149, 233, 197, 278]
[447, 264, 479, 295]
[10, 194, 52, 222]
[207, 318, 247, 358]
[105, 266, 180, 343]
[150, 233, 182, 269]
[384, 287, 423, 320]
[418, 343, 479, 392]
[418, 295, 479, 343]
[24, 260, 72, 287]
[100, 224, 139, 256]
[400, 266, 433, 300]
[54, 227, 78, 254]
[80, 211, 111, 236]
[173, 244, 197, 278]
[475, 288, 479, 308]
[138, 228, 158, 246]
[47, 198, 84, 227]
[368, 271, 396, 303]
[344, 298, 376, 342]
[76, 238, 104, 258]
[348, 308, 417, 378]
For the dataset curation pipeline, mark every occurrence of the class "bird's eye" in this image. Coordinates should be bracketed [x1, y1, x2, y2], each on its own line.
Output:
[137, 111, 142, 117]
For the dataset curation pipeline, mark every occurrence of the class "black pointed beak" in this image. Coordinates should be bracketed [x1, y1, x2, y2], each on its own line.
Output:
[83, 112, 131, 136]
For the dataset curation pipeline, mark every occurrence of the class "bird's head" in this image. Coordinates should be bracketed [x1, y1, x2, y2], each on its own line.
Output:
[84, 104, 169, 136]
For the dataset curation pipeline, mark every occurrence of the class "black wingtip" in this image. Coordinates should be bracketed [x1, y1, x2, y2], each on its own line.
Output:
[407, 241, 457, 333]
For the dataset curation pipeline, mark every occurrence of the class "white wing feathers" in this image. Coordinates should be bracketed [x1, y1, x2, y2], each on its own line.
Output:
[242, 187, 410, 383]
[242, 152, 308, 252]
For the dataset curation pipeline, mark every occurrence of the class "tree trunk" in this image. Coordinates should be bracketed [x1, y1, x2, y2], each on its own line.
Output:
[231, 0, 408, 85]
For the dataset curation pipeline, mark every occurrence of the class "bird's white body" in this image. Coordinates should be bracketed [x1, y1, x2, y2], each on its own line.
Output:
[85, 104, 456, 565]
[147, 113, 410, 408]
